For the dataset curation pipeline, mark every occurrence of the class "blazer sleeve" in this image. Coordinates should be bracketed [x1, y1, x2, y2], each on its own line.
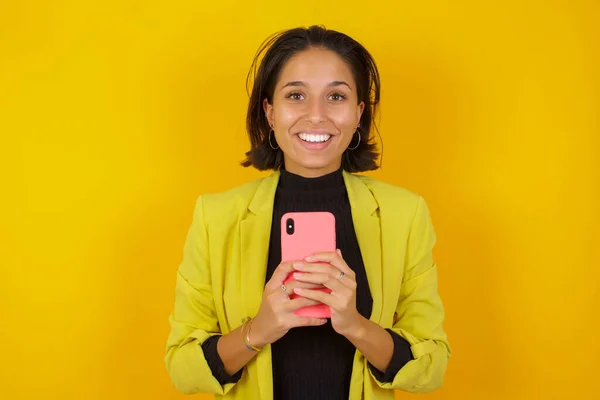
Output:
[368, 196, 452, 393]
[367, 329, 414, 382]
[164, 195, 240, 395]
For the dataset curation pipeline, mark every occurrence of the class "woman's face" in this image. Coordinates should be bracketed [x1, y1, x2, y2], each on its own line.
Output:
[263, 47, 365, 177]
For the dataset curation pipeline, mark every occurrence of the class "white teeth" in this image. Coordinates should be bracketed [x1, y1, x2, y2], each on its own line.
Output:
[298, 133, 331, 143]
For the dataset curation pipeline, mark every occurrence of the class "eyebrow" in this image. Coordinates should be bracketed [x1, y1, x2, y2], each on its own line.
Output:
[280, 80, 352, 91]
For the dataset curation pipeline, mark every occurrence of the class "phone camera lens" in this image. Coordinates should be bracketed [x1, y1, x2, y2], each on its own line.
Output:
[286, 218, 295, 235]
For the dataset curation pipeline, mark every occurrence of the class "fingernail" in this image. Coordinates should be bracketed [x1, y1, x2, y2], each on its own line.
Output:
[293, 262, 304, 270]
[336, 249, 342, 257]
[305, 256, 313, 261]
[294, 287, 302, 293]
[293, 272, 303, 279]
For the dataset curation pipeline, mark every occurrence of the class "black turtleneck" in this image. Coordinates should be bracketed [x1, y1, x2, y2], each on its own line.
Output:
[200, 167, 414, 398]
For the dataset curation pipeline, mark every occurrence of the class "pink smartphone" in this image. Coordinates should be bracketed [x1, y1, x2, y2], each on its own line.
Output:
[281, 211, 336, 319]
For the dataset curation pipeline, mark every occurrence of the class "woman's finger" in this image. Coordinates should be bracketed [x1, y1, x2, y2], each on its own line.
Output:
[291, 315, 328, 327]
[293, 271, 353, 292]
[282, 297, 322, 312]
[286, 280, 325, 290]
[266, 260, 296, 291]
[293, 261, 341, 279]
[279, 280, 323, 300]
[292, 287, 337, 308]
[304, 251, 355, 278]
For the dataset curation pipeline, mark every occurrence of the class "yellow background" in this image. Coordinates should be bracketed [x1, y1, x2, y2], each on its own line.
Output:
[1, 1, 598, 399]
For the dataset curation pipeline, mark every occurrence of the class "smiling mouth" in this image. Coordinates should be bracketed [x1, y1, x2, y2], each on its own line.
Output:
[297, 132, 332, 143]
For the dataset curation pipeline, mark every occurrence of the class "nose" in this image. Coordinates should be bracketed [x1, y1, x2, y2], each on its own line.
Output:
[306, 97, 327, 124]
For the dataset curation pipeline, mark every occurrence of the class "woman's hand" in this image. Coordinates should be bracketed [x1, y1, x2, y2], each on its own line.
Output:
[251, 261, 328, 347]
[291, 249, 366, 338]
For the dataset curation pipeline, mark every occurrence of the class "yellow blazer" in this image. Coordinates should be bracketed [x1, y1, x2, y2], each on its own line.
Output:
[165, 170, 451, 399]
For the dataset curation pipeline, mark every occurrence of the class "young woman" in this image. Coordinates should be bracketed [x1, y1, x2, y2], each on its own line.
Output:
[165, 25, 451, 400]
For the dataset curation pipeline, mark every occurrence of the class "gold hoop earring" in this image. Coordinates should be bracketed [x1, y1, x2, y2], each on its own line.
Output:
[268, 129, 279, 150]
[347, 128, 361, 150]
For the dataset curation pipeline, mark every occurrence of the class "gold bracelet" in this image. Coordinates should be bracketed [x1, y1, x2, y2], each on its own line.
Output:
[241, 316, 262, 352]
[241, 317, 251, 340]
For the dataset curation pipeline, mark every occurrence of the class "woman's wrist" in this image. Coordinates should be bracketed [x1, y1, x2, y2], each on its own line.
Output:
[341, 314, 368, 341]
[245, 315, 268, 349]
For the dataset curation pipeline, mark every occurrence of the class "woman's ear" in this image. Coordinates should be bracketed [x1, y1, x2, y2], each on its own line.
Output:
[263, 98, 274, 128]
[357, 101, 365, 126]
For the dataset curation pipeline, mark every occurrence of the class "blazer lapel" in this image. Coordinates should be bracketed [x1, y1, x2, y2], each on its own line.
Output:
[240, 170, 280, 319]
[240, 170, 280, 400]
[343, 171, 383, 324]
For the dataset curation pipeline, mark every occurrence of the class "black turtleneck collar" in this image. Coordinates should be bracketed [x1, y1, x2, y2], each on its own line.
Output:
[278, 166, 345, 191]
[276, 166, 347, 206]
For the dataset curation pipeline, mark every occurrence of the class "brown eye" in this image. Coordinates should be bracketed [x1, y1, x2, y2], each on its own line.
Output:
[329, 92, 346, 101]
[287, 92, 304, 100]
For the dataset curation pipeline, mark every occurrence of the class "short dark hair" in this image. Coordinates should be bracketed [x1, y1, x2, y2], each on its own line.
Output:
[241, 25, 382, 172]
